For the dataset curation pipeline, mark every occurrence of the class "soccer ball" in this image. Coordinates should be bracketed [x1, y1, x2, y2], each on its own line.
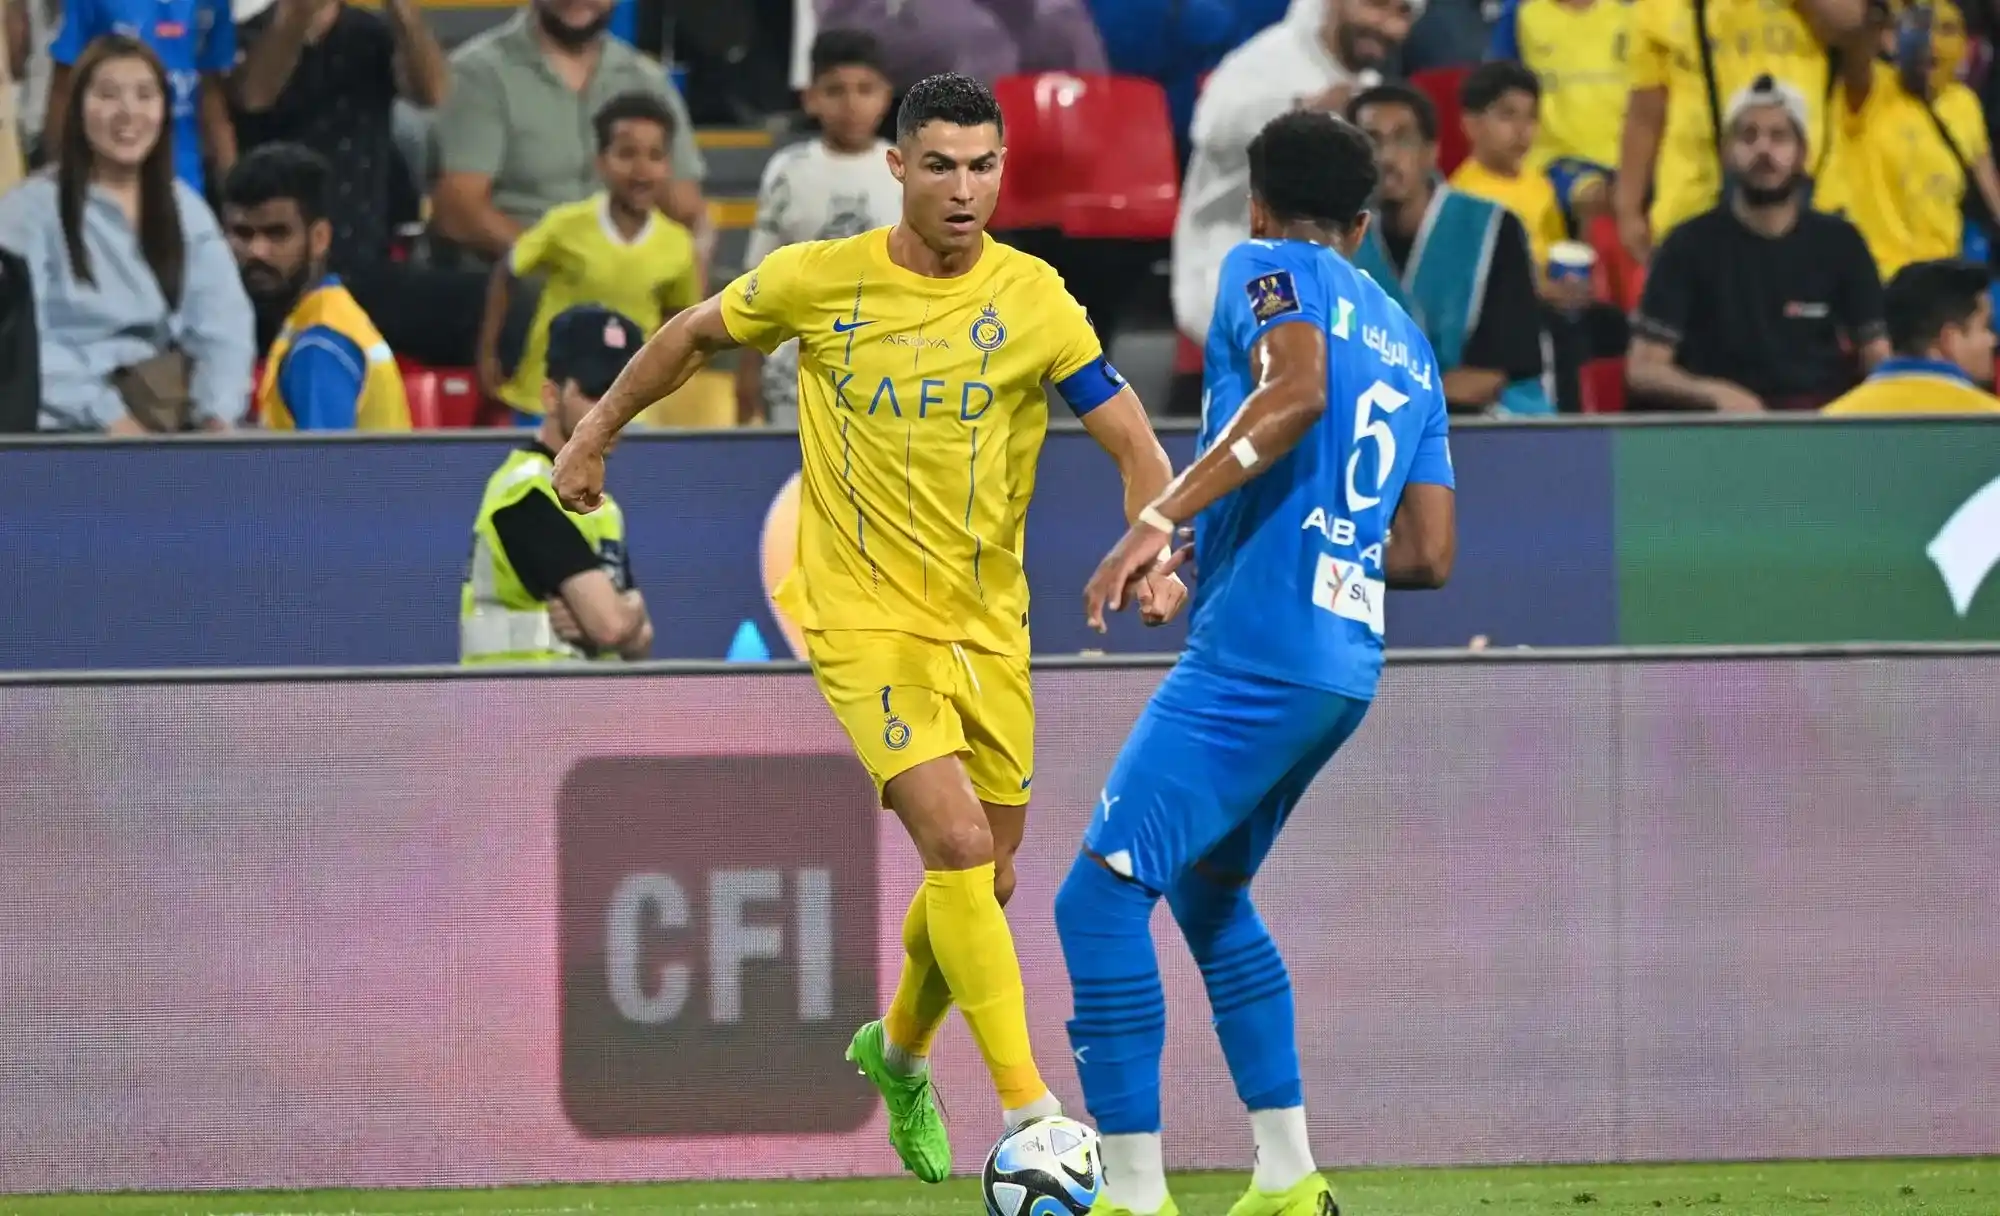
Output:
[982, 1114, 1103, 1216]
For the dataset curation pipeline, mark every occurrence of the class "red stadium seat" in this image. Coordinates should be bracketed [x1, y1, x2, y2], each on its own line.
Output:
[992, 73, 1180, 239]
[396, 359, 481, 428]
[402, 366, 443, 428]
[1409, 67, 1471, 176]
[1578, 356, 1627, 414]
[1585, 212, 1644, 312]
[434, 367, 483, 428]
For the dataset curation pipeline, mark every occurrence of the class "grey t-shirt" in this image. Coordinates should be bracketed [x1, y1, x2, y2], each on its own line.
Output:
[433, 15, 704, 231]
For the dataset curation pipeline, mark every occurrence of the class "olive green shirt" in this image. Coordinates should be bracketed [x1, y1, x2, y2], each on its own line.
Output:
[434, 14, 704, 230]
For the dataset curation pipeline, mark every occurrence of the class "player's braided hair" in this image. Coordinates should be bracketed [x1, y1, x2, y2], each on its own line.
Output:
[896, 72, 1006, 143]
[1246, 109, 1378, 232]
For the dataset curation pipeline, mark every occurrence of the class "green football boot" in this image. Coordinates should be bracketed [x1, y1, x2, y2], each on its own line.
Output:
[845, 1020, 952, 1183]
[1226, 1172, 1340, 1216]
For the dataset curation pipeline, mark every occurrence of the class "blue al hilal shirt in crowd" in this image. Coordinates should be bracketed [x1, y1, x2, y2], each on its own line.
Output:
[51, 0, 236, 192]
[1187, 237, 1456, 702]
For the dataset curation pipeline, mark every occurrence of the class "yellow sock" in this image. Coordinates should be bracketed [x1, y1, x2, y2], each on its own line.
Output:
[922, 863, 1048, 1108]
[882, 887, 954, 1057]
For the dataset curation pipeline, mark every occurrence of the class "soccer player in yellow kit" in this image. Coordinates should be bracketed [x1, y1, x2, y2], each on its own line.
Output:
[552, 71, 1184, 1180]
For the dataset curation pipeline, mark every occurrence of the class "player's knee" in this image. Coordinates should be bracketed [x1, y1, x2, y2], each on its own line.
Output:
[920, 815, 995, 872]
[1054, 851, 1151, 938]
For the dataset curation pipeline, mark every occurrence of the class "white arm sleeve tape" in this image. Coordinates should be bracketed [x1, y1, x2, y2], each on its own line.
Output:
[1229, 436, 1260, 469]
[1138, 505, 1175, 534]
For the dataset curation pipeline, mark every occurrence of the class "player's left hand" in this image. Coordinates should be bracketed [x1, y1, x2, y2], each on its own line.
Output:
[1086, 521, 1192, 633]
[1135, 569, 1189, 626]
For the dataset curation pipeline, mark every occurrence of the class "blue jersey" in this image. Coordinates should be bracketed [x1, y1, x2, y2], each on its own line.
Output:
[52, 0, 236, 193]
[1184, 238, 1454, 701]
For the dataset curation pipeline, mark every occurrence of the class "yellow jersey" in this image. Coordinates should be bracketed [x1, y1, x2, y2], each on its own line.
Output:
[1817, 64, 1988, 279]
[1496, 0, 1632, 170]
[1822, 360, 2000, 414]
[503, 194, 700, 414]
[257, 276, 410, 432]
[1631, 0, 1831, 240]
[720, 228, 1110, 657]
[1450, 159, 1570, 268]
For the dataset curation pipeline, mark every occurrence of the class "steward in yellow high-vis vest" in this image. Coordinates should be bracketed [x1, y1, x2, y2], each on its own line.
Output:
[461, 305, 655, 664]
[220, 144, 410, 431]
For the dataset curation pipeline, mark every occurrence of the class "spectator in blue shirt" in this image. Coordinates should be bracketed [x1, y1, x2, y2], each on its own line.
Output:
[222, 142, 409, 430]
[45, 0, 237, 192]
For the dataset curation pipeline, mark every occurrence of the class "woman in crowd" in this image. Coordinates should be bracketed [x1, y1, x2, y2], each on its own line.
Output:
[0, 35, 252, 433]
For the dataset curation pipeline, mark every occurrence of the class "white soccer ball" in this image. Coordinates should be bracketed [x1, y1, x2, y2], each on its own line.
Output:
[982, 1114, 1103, 1216]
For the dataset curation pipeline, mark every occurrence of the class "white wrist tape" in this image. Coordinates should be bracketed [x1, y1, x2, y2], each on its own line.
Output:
[1230, 436, 1261, 470]
[1138, 505, 1175, 535]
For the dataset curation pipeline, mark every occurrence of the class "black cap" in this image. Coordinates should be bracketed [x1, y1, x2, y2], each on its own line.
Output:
[545, 305, 645, 398]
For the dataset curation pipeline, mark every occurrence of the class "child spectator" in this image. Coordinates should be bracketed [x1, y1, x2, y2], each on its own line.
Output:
[1486, 0, 1629, 228]
[477, 90, 700, 425]
[1449, 61, 1568, 274]
[736, 29, 900, 427]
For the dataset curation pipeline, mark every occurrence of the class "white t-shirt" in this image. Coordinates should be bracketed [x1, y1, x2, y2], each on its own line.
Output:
[745, 137, 902, 424]
[1171, 0, 1361, 341]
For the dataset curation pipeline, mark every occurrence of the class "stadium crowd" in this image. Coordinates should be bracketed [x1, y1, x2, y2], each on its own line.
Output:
[2, 0, 2000, 433]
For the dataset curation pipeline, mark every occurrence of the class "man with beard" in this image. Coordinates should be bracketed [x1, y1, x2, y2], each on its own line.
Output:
[430, 0, 709, 269]
[1347, 83, 1550, 414]
[1171, 0, 1418, 355]
[1627, 75, 1888, 412]
[222, 142, 410, 431]
[462, 304, 653, 664]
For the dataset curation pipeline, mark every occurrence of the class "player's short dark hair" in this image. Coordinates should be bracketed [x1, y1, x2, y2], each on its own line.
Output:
[1884, 258, 1993, 355]
[1460, 60, 1540, 112]
[593, 90, 677, 153]
[1346, 83, 1438, 145]
[896, 71, 1005, 143]
[810, 28, 887, 81]
[1248, 110, 1378, 230]
[220, 142, 330, 223]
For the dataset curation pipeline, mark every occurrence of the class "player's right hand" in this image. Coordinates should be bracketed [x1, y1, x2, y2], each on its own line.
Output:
[552, 441, 606, 514]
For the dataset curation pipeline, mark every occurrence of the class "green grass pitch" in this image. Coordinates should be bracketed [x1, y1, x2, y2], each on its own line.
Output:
[5, 1159, 1993, 1216]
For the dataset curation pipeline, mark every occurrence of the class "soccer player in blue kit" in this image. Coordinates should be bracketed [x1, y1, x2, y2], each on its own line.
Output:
[1054, 110, 1460, 1216]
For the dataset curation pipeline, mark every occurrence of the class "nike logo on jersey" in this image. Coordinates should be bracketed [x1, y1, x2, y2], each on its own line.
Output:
[1020, 773, 1034, 789]
[831, 317, 877, 333]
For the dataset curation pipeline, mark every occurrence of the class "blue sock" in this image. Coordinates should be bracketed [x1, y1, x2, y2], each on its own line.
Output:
[1167, 873, 1302, 1111]
[1054, 853, 1166, 1134]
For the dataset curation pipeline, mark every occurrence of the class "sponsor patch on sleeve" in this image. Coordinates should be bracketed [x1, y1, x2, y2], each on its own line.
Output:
[1246, 270, 1302, 323]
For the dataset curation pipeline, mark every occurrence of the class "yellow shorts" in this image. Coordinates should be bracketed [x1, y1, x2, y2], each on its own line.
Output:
[803, 628, 1035, 807]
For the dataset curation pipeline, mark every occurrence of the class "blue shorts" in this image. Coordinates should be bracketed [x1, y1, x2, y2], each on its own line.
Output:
[1083, 656, 1370, 892]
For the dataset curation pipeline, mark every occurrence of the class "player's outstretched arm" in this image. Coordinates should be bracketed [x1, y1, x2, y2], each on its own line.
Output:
[1083, 321, 1327, 630]
[1079, 387, 1186, 625]
[552, 296, 741, 513]
[1078, 387, 1176, 534]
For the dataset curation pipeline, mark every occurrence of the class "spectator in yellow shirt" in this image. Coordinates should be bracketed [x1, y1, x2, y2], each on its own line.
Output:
[1817, 0, 2000, 279]
[1824, 258, 2000, 413]
[1615, 0, 1868, 264]
[477, 90, 700, 423]
[1450, 61, 1569, 273]
[1486, 0, 1631, 225]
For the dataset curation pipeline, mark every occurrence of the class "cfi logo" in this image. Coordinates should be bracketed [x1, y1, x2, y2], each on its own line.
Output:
[1928, 472, 2000, 616]
[970, 302, 1007, 353]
